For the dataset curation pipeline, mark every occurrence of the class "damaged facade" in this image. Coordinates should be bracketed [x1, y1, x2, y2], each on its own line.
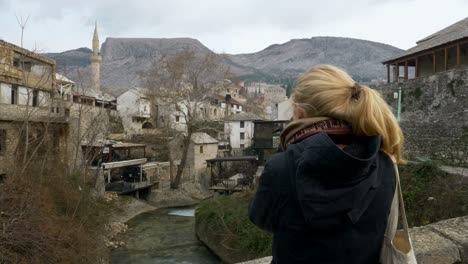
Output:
[0, 40, 70, 177]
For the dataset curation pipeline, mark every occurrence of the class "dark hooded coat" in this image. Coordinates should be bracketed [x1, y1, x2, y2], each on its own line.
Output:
[249, 132, 396, 264]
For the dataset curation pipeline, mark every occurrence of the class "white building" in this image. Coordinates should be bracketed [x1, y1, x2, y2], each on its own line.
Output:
[246, 82, 286, 98]
[117, 88, 153, 135]
[224, 112, 262, 151]
[277, 98, 293, 121]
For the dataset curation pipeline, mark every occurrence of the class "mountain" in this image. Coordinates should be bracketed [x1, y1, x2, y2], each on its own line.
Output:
[44, 37, 403, 92]
[46, 38, 214, 94]
[226, 37, 403, 82]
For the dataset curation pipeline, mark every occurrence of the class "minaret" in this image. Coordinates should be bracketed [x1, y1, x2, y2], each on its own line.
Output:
[91, 21, 101, 91]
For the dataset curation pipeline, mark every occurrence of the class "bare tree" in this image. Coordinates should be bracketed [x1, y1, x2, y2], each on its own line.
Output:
[143, 47, 231, 189]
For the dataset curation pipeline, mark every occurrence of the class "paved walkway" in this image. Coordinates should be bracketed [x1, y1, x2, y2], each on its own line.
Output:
[440, 165, 468, 177]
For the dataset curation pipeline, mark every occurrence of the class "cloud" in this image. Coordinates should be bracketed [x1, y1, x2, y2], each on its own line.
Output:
[0, 0, 467, 53]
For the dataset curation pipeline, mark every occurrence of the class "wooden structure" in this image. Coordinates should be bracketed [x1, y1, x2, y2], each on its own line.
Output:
[102, 159, 160, 196]
[383, 17, 468, 83]
[252, 120, 288, 164]
[81, 142, 147, 166]
[207, 156, 258, 192]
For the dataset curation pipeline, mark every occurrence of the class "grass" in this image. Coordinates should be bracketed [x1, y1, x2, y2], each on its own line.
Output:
[196, 162, 467, 260]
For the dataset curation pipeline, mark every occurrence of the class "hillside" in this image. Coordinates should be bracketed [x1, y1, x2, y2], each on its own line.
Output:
[44, 37, 403, 92]
[226, 37, 403, 82]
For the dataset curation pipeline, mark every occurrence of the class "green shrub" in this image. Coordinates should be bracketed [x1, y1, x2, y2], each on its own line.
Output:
[399, 162, 467, 227]
[196, 191, 272, 260]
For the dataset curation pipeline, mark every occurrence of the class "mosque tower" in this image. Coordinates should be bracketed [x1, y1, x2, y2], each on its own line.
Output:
[91, 22, 101, 91]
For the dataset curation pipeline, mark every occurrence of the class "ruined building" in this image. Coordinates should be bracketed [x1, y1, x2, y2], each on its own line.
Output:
[0, 40, 70, 178]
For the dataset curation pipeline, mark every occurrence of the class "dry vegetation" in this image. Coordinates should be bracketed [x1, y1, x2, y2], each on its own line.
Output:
[0, 164, 114, 264]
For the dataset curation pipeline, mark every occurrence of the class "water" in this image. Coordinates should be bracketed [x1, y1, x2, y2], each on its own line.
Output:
[110, 207, 221, 264]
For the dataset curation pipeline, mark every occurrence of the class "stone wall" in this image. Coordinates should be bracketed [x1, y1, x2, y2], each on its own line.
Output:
[377, 68, 468, 166]
[0, 121, 68, 176]
[237, 216, 468, 264]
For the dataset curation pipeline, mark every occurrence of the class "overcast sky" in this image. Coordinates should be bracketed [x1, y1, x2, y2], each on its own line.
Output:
[0, 0, 467, 54]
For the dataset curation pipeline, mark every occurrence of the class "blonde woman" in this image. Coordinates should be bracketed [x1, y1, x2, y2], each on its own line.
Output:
[249, 65, 403, 264]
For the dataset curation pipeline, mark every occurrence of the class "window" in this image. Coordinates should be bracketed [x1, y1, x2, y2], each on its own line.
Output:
[22, 62, 32, 72]
[11, 85, 18, 105]
[175, 116, 180, 122]
[13, 58, 20, 68]
[32, 90, 38, 107]
[240, 121, 245, 128]
[240, 144, 245, 149]
[199, 146, 203, 154]
[240, 132, 245, 140]
[0, 130, 6, 156]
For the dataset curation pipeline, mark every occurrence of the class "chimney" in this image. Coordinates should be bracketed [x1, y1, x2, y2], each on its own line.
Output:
[225, 94, 232, 117]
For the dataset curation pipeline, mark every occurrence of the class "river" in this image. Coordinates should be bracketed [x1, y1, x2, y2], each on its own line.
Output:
[110, 207, 221, 264]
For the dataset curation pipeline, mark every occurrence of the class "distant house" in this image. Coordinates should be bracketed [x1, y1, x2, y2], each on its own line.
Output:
[383, 17, 468, 82]
[187, 132, 219, 177]
[117, 88, 153, 135]
[224, 112, 262, 152]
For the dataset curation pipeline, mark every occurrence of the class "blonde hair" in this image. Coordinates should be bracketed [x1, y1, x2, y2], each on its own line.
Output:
[292, 65, 404, 163]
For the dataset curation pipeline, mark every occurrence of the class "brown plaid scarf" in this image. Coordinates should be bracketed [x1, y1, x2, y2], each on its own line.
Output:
[280, 117, 351, 150]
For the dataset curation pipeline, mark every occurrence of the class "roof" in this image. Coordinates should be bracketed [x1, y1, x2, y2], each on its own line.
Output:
[253, 120, 289, 124]
[75, 90, 116, 101]
[117, 87, 150, 99]
[218, 95, 243, 105]
[383, 17, 468, 63]
[206, 156, 258, 162]
[191, 132, 219, 144]
[0, 40, 56, 65]
[81, 141, 146, 148]
[56, 73, 75, 85]
[225, 112, 262, 121]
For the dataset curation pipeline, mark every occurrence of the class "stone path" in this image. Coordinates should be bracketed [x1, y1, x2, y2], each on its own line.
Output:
[440, 165, 468, 178]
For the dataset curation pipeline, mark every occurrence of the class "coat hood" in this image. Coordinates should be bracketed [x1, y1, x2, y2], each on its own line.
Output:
[288, 132, 383, 225]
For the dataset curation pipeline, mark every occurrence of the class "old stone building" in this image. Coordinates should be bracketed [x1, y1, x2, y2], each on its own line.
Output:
[379, 18, 468, 165]
[117, 88, 153, 136]
[187, 132, 219, 178]
[0, 40, 70, 177]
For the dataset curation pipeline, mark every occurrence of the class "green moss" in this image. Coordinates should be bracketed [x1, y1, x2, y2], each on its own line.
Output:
[446, 78, 464, 97]
[408, 86, 422, 99]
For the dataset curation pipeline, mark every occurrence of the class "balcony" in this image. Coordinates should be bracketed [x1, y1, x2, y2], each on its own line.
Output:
[0, 103, 69, 123]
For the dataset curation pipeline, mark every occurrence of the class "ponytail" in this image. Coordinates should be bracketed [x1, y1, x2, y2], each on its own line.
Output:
[293, 65, 404, 163]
